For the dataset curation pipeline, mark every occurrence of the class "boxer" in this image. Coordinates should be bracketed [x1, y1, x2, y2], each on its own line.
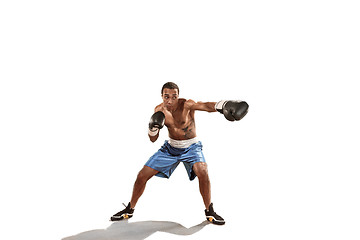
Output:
[110, 82, 248, 225]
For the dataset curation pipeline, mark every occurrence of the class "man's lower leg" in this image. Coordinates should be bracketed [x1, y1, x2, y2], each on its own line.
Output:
[130, 177, 148, 208]
[198, 176, 211, 210]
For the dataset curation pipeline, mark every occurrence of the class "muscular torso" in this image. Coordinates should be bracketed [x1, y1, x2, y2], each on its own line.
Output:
[155, 99, 196, 140]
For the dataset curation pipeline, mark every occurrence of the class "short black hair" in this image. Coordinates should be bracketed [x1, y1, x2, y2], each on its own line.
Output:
[161, 82, 179, 95]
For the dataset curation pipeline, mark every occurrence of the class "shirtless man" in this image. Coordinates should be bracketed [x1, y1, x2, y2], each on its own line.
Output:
[110, 82, 248, 225]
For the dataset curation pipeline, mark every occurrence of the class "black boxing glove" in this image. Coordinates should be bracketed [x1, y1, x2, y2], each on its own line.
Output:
[215, 100, 249, 121]
[148, 111, 165, 136]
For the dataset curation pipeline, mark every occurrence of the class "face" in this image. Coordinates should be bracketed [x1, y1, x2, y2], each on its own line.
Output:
[162, 88, 179, 111]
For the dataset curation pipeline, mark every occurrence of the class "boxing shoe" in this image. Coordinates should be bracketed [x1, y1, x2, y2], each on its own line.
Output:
[205, 203, 225, 225]
[110, 202, 134, 221]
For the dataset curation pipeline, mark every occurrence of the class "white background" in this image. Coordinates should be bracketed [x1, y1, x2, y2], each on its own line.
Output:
[1, 1, 359, 240]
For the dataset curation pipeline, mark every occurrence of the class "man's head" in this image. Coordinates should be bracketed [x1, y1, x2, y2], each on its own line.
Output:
[161, 82, 179, 112]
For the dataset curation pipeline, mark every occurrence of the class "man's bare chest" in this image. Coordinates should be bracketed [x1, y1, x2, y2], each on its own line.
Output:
[164, 110, 192, 129]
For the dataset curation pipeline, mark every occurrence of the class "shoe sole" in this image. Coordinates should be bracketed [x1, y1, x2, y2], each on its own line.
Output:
[206, 216, 225, 225]
[110, 213, 133, 221]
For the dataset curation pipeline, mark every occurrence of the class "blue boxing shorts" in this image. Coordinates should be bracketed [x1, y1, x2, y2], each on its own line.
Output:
[145, 139, 206, 181]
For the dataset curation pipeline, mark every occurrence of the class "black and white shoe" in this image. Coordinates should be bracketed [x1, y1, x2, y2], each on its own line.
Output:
[205, 203, 225, 225]
[110, 202, 134, 221]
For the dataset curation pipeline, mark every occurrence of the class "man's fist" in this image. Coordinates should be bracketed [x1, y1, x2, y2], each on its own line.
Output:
[148, 111, 165, 136]
[215, 100, 249, 121]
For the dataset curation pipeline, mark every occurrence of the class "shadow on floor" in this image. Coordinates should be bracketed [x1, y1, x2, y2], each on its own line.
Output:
[62, 220, 209, 240]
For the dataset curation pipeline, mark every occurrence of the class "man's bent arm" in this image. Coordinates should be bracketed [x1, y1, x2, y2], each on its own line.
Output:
[148, 107, 165, 142]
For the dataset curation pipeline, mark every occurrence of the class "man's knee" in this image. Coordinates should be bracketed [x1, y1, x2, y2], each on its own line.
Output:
[136, 171, 147, 184]
[194, 163, 209, 180]
[136, 166, 157, 183]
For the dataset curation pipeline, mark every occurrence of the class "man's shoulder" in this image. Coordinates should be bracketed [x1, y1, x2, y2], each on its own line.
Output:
[154, 103, 164, 112]
[181, 98, 195, 103]
[183, 99, 196, 109]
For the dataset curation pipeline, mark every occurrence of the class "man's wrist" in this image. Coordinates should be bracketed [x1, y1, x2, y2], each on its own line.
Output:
[215, 100, 227, 112]
[148, 128, 159, 136]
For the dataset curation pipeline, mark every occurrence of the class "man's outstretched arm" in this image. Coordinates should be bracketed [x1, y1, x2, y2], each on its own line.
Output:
[189, 99, 249, 121]
[189, 100, 217, 112]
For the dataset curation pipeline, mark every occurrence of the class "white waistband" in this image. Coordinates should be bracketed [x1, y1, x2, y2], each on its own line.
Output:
[168, 138, 198, 148]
